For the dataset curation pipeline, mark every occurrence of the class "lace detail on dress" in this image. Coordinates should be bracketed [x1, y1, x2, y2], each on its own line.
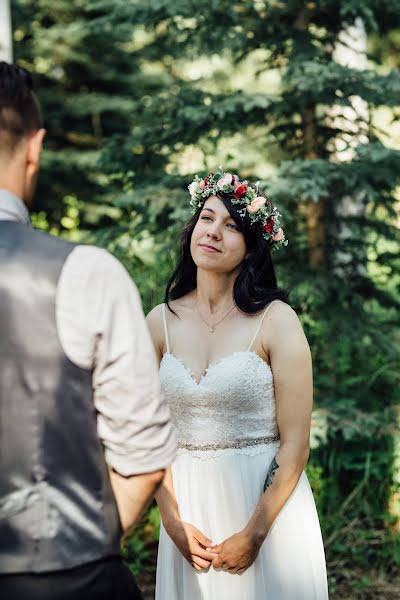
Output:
[160, 351, 279, 458]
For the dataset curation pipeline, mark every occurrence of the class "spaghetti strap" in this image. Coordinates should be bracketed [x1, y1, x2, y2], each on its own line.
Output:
[162, 303, 171, 354]
[247, 300, 281, 352]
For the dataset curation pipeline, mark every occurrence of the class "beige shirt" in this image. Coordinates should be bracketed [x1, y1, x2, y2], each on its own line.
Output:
[0, 189, 176, 476]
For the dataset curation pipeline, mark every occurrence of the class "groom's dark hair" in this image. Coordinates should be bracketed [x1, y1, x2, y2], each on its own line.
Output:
[0, 62, 42, 157]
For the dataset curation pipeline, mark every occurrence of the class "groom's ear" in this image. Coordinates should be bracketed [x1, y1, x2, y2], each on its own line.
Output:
[26, 128, 46, 171]
[23, 128, 46, 205]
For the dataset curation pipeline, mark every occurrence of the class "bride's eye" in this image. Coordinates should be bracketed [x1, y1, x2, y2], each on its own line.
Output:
[201, 215, 212, 221]
[227, 222, 238, 231]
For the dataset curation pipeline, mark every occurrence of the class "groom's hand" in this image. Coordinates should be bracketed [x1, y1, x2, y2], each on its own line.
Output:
[168, 520, 219, 571]
[209, 530, 261, 574]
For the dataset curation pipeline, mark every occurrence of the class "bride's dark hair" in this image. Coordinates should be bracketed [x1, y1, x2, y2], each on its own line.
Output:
[165, 186, 288, 314]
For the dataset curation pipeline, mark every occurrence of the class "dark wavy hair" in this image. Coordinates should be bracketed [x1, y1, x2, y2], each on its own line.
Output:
[0, 62, 42, 156]
[165, 186, 288, 314]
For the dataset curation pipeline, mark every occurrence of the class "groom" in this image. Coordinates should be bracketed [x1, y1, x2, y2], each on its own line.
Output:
[0, 62, 176, 599]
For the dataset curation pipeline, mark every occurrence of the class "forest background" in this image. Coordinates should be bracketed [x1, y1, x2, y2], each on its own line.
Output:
[4, 1, 400, 598]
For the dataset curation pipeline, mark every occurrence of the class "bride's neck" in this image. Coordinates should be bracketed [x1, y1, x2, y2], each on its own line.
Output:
[195, 269, 236, 313]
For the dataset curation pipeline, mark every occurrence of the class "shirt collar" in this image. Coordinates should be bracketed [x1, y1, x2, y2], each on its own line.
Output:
[0, 189, 31, 225]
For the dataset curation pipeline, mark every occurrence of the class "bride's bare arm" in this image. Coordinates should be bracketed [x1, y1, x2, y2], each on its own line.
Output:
[146, 306, 180, 529]
[212, 303, 312, 573]
[146, 305, 166, 364]
[154, 465, 180, 526]
[146, 305, 219, 570]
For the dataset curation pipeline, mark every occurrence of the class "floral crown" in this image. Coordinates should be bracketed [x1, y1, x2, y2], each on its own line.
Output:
[188, 167, 288, 251]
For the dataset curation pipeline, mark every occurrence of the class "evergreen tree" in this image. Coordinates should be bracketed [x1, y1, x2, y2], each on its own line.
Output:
[12, 0, 400, 580]
[12, 0, 143, 228]
[89, 0, 400, 573]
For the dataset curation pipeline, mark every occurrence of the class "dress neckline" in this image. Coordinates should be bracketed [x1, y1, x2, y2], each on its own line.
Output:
[161, 350, 272, 386]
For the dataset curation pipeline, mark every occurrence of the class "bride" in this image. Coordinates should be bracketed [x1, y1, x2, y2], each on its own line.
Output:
[147, 169, 329, 599]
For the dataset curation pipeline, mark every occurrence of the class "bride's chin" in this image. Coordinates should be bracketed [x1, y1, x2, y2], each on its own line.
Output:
[193, 255, 242, 276]
[194, 258, 225, 274]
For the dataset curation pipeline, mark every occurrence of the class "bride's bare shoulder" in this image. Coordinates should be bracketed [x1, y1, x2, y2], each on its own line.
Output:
[146, 295, 193, 329]
[262, 300, 310, 357]
[146, 303, 163, 323]
[267, 299, 297, 318]
[259, 299, 304, 340]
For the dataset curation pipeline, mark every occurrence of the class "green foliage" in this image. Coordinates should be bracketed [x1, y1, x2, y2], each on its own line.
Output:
[13, 0, 400, 588]
[122, 505, 160, 576]
[90, 0, 400, 579]
[13, 0, 144, 227]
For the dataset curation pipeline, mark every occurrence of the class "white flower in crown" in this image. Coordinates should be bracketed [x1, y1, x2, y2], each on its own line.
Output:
[217, 173, 235, 190]
[188, 181, 199, 197]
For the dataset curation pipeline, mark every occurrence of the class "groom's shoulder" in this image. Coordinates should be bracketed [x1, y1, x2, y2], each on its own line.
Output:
[27, 230, 121, 274]
[27, 225, 75, 252]
[58, 244, 142, 312]
[27, 229, 137, 297]
[67, 244, 133, 285]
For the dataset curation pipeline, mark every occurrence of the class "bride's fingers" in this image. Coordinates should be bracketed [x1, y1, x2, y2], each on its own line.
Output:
[194, 531, 216, 549]
[228, 565, 241, 573]
[212, 554, 223, 568]
[192, 543, 219, 561]
[206, 542, 222, 553]
[192, 556, 211, 570]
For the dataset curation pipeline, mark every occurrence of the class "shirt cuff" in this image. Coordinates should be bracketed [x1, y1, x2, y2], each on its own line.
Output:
[104, 427, 177, 477]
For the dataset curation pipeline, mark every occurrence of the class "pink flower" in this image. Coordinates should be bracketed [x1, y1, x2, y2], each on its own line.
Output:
[272, 228, 284, 241]
[188, 182, 199, 197]
[247, 197, 266, 213]
[199, 179, 206, 189]
[217, 174, 234, 189]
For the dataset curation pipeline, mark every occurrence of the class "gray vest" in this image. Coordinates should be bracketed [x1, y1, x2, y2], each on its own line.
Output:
[0, 221, 121, 574]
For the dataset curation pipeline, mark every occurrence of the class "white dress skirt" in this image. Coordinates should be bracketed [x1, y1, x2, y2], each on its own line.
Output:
[156, 304, 329, 599]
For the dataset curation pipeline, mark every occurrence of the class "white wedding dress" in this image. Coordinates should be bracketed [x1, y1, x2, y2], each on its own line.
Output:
[156, 302, 329, 600]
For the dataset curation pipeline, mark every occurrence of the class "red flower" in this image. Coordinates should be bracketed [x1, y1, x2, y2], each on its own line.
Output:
[263, 217, 274, 234]
[234, 184, 247, 199]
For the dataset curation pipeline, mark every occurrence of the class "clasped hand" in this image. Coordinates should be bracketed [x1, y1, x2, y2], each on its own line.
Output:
[209, 530, 261, 575]
[167, 521, 219, 571]
[169, 519, 261, 575]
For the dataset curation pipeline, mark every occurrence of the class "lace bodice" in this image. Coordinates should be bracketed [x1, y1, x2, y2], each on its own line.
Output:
[159, 303, 280, 454]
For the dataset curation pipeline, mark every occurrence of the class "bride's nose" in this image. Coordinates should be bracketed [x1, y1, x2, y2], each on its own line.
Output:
[206, 221, 222, 239]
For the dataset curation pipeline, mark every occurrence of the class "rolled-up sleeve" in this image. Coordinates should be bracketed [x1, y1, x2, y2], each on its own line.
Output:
[57, 246, 177, 476]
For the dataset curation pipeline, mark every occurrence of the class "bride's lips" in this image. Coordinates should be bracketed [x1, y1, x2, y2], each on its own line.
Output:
[199, 244, 221, 253]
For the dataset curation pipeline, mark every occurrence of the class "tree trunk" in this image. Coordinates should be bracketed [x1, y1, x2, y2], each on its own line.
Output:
[0, 0, 13, 62]
[295, 8, 326, 269]
[331, 18, 368, 274]
[303, 106, 326, 269]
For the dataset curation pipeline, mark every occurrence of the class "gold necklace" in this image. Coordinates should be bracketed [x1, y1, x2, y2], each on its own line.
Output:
[196, 300, 236, 333]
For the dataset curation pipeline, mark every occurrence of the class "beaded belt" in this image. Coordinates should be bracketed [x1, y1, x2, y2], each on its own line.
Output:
[178, 434, 280, 452]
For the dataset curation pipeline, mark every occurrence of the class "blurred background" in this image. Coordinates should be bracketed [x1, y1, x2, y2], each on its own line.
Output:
[2, 1, 400, 597]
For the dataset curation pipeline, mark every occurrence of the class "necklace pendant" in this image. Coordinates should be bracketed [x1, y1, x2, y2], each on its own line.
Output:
[210, 325, 215, 333]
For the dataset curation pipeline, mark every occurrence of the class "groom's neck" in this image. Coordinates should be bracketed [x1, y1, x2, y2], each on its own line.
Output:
[0, 151, 30, 209]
